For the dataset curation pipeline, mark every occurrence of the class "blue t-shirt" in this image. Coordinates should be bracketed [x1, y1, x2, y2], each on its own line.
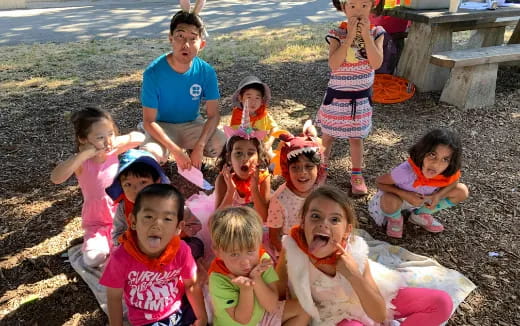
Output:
[141, 54, 220, 124]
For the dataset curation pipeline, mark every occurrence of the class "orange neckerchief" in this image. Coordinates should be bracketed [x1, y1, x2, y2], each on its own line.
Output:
[119, 230, 181, 271]
[339, 21, 376, 31]
[230, 104, 268, 127]
[233, 170, 269, 203]
[289, 226, 339, 266]
[407, 157, 461, 188]
[114, 193, 135, 227]
[208, 248, 268, 277]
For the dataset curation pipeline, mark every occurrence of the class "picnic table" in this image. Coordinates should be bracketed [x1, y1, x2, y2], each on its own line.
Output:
[384, 5, 520, 93]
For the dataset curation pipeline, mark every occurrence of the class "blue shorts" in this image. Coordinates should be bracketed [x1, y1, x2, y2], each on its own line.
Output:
[144, 295, 196, 326]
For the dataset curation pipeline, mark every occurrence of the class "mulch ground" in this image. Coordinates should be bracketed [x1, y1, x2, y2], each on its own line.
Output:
[0, 56, 519, 325]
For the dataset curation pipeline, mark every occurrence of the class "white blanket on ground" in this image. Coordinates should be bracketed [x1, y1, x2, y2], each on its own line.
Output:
[68, 245, 130, 324]
[356, 229, 476, 322]
[68, 229, 476, 325]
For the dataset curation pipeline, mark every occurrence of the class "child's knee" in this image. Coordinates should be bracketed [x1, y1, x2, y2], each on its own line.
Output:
[83, 249, 108, 267]
[456, 183, 469, 201]
[380, 192, 402, 213]
[431, 290, 453, 321]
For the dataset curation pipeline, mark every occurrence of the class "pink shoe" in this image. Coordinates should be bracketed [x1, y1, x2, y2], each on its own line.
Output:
[410, 213, 444, 233]
[386, 216, 403, 238]
[350, 175, 368, 195]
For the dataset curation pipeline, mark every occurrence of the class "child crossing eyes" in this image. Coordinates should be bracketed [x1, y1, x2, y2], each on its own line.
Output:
[316, 0, 386, 194]
[276, 186, 454, 325]
[368, 128, 469, 238]
[100, 184, 208, 326]
[215, 102, 271, 221]
[266, 121, 325, 253]
[208, 206, 310, 326]
[50, 107, 144, 268]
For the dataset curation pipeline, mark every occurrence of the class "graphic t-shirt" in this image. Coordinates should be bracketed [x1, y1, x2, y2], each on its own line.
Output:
[100, 241, 196, 326]
[141, 54, 220, 123]
[209, 253, 279, 326]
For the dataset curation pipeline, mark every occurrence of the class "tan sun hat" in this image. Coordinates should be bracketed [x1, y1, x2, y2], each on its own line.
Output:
[231, 75, 272, 107]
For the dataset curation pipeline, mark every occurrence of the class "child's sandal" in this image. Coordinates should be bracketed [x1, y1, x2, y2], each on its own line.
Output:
[410, 213, 444, 233]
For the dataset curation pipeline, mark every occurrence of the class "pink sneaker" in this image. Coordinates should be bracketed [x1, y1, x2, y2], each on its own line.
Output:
[350, 175, 368, 195]
[386, 216, 403, 238]
[410, 213, 444, 233]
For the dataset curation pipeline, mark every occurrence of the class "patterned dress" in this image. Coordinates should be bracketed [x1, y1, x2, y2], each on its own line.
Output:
[317, 24, 385, 139]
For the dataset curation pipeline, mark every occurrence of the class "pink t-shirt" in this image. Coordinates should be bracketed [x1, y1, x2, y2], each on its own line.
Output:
[100, 241, 196, 326]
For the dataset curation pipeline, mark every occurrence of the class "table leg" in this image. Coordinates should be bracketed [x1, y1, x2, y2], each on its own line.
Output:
[509, 20, 520, 44]
[468, 26, 506, 48]
[396, 22, 452, 92]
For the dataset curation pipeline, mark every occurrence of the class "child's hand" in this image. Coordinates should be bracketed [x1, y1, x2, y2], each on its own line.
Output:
[335, 241, 361, 280]
[231, 276, 255, 290]
[405, 192, 425, 207]
[78, 143, 103, 159]
[249, 258, 272, 280]
[423, 193, 441, 210]
[357, 16, 371, 40]
[249, 167, 260, 188]
[222, 165, 236, 190]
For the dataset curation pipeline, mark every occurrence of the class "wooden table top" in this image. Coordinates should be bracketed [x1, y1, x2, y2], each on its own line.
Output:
[383, 5, 520, 24]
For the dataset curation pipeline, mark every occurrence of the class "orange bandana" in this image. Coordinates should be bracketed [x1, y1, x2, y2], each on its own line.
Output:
[339, 21, 376, 31]
[119, 230, 181, 271]
[230, 104, 268, 127]
[289, 226, 339, 266]
[208, 248, 268, 277]
[408, 157, 460, 188]
[233, 170, 270, 203]
[114, 193, 135, 227]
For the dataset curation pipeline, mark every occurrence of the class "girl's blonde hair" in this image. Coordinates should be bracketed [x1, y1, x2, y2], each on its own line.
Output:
[210, 206, 264, 252]
[300, 186, 358, 230]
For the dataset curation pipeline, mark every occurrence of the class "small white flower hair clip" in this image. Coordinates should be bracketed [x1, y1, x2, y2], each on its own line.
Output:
[179, 0, 206, 15]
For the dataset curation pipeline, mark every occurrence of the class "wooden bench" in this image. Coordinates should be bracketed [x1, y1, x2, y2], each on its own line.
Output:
[430, 44, 520, 108]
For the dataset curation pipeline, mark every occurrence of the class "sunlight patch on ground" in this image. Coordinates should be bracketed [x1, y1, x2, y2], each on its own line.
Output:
[0, 77, 74, 90]
[1, 273, 72, 316]
[369, 129, 402, 146]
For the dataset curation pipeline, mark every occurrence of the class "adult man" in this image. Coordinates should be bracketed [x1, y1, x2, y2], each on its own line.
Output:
[141, 11, 225, 170]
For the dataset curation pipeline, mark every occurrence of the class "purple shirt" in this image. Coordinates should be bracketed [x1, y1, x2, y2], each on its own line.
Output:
[390, 161, 438, 196]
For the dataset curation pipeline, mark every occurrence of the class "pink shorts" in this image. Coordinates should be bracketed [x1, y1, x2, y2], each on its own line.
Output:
[258, 301, 285, 326]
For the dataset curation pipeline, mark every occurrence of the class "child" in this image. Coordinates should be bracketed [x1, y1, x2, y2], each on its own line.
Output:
[50, 107, 145, 267]
[140, 5, 226, 170]
[100, 184, 207, 326]
[215, 104, 271, 220]
[316, 0, 385, 194]
[267, 121, 326, 252]
[180, 209, 207, 282]
[230, 76, 280, 156]
[369, 128, 469, 238]
[208, 206, 310, 326]
[105, 149, 170, 245]
[276, 186, 454, 325]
